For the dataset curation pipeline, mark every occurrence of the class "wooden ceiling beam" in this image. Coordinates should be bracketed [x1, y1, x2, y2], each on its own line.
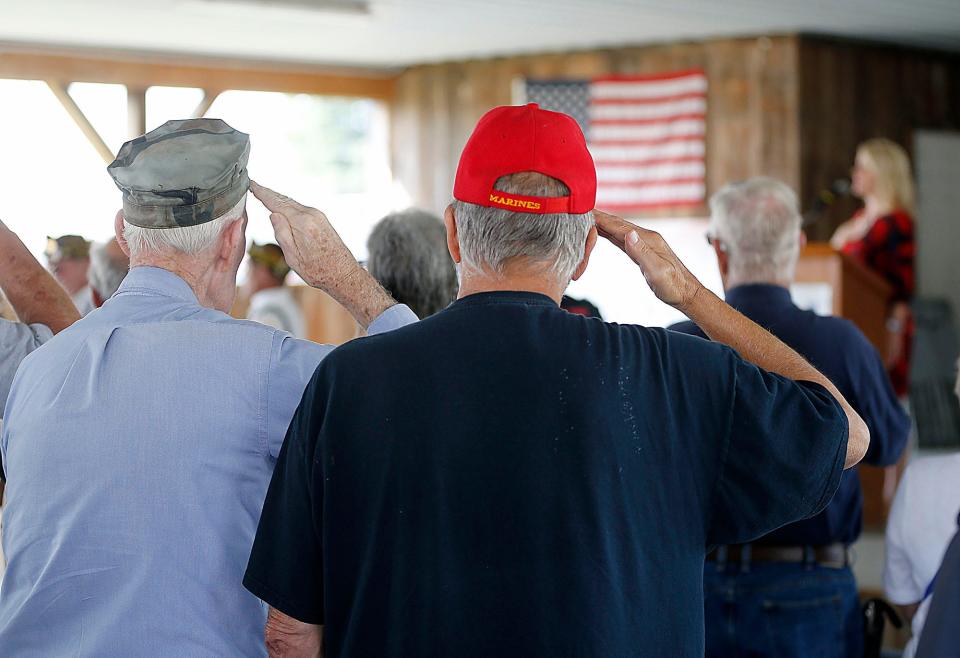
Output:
[0, 48, 397, 101]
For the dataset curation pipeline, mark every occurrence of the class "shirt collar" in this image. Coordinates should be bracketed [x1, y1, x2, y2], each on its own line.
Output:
[115, 266, 200, 305]
[724, 283, 794, 311]
[452, 290, 558, 309]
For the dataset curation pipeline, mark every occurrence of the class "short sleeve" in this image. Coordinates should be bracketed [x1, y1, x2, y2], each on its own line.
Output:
[707, 358, 849, 545]
[884, 465, 922, 604]
[839, 325, 909, 467]
[245, 368, 327, 624]
[0, 320, 52, 416]
[262, 304, 415, 458]
[264, 334, 331, 458]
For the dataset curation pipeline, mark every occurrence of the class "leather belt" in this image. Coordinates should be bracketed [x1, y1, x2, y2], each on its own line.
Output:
[707, 543, 849, 569]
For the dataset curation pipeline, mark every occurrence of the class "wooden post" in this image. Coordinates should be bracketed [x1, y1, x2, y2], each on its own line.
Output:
[45, 80, 115, 164]
[127, 85, 147, 137]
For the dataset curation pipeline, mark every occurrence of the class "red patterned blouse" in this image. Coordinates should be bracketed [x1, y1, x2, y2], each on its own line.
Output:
[841, 208, 915, 396]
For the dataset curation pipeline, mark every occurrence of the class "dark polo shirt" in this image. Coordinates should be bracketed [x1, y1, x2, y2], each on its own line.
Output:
[671, 284, 909, 547]
[245, 290, 848, 657]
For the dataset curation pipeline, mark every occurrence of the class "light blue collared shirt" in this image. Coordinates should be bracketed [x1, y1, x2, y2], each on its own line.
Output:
[0, 266, 415, 657]
[0, 319, 52, 420]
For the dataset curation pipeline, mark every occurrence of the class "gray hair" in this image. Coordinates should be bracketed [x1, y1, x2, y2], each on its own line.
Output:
[367, 209, 458, 318]
[123, 197, 246, 259]
[87, 242, 129, 300]
[708, 177, 803, 285]
[452, 172, 594, 284]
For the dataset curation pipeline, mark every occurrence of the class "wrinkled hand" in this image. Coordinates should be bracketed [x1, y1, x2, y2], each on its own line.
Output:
[249, 180, 360, 292]
[594, 209, 702, 311]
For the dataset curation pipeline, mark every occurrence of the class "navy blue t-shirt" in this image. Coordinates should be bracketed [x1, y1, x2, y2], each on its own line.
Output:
[671, 284, 910, 546]
[244, 291, 848, 657]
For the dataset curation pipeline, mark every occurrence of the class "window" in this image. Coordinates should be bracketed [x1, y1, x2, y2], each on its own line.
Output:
[0, 82, 396, 266]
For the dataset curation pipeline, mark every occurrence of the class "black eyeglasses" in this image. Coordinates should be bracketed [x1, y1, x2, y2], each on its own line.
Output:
[705, 233, 727, 252]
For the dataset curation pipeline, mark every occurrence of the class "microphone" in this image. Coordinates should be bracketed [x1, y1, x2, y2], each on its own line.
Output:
[803, 179, 851, 226]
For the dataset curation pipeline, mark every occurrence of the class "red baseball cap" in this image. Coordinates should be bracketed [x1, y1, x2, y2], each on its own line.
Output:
[453, 103, 597, 215]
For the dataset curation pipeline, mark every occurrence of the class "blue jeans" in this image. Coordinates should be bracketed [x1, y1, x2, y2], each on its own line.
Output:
[704, 560, 863, 658]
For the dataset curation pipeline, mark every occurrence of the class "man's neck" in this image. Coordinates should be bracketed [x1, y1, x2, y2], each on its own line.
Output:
[724, 278, 791, 293]
[458, 270, 564, 305]
[130, 255, 216, 308]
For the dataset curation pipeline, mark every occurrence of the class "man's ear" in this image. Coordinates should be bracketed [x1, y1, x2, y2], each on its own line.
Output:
[799, 230, 808, 250]
[219, 214, 247, 271]
[114, 210, 130, 258]
[443, 204, 462, 265]
[571, 225, 598, 282]
[713, 241, 729, 279]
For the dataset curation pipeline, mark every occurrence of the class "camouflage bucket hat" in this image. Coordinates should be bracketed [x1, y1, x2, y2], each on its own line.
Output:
[107, 118, 250, 229]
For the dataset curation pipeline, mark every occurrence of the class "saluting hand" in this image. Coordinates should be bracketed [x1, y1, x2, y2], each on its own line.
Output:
[249, 180, 360, 292]
[594, 209, 703, 312]
[249, 179, 399, 329]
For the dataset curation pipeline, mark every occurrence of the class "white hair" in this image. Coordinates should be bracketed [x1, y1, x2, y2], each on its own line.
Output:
[87, 242, 129, 300]
[453, 172, 593, 284]
[708, 177, 803, 285]
[123, 197, 246, 259]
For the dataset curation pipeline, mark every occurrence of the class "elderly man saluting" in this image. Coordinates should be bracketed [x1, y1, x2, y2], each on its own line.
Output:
[0, 119, 415, 656]
[243, 104, 870, 657]
[672, 178, 909, 658]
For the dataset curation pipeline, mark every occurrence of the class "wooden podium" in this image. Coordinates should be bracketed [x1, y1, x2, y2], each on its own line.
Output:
[795, 243, 901, 530]
[795, 244, 893, 361]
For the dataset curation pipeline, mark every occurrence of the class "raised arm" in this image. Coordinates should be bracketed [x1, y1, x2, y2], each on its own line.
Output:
[0, 220, 79, 333]
[249, 181, 397, 329]
[596, 210, 869, 468]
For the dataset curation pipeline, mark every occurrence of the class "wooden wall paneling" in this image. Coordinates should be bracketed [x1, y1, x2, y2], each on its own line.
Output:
[756, 37, 801, 192]
[391, 66, 424, 209]
[428, 65, 451, 213]
[390, 34, 957, 226]
[416, 66, 437, 211]
[798, 37, 960, 240]
[390, 36, 807, 219]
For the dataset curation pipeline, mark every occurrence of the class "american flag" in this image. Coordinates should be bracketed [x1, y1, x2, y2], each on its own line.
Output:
[523, 70, 707, 213]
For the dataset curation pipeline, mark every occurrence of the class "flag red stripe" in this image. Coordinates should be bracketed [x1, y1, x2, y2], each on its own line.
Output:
[591, 135, 704, 147]
[596, 200, 704, 211]
[595, 177, 705, 189]
[590, 92, 705, 106]
[590, 113, 705, 126]
[593, 156, 705, 168]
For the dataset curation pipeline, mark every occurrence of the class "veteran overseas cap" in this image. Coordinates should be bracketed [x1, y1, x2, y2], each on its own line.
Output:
[107, 118, 250, 229]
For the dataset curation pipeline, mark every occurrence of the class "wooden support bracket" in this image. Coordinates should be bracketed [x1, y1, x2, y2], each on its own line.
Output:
[192, 90, 221, 119]
[44, 80, 115, 164]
